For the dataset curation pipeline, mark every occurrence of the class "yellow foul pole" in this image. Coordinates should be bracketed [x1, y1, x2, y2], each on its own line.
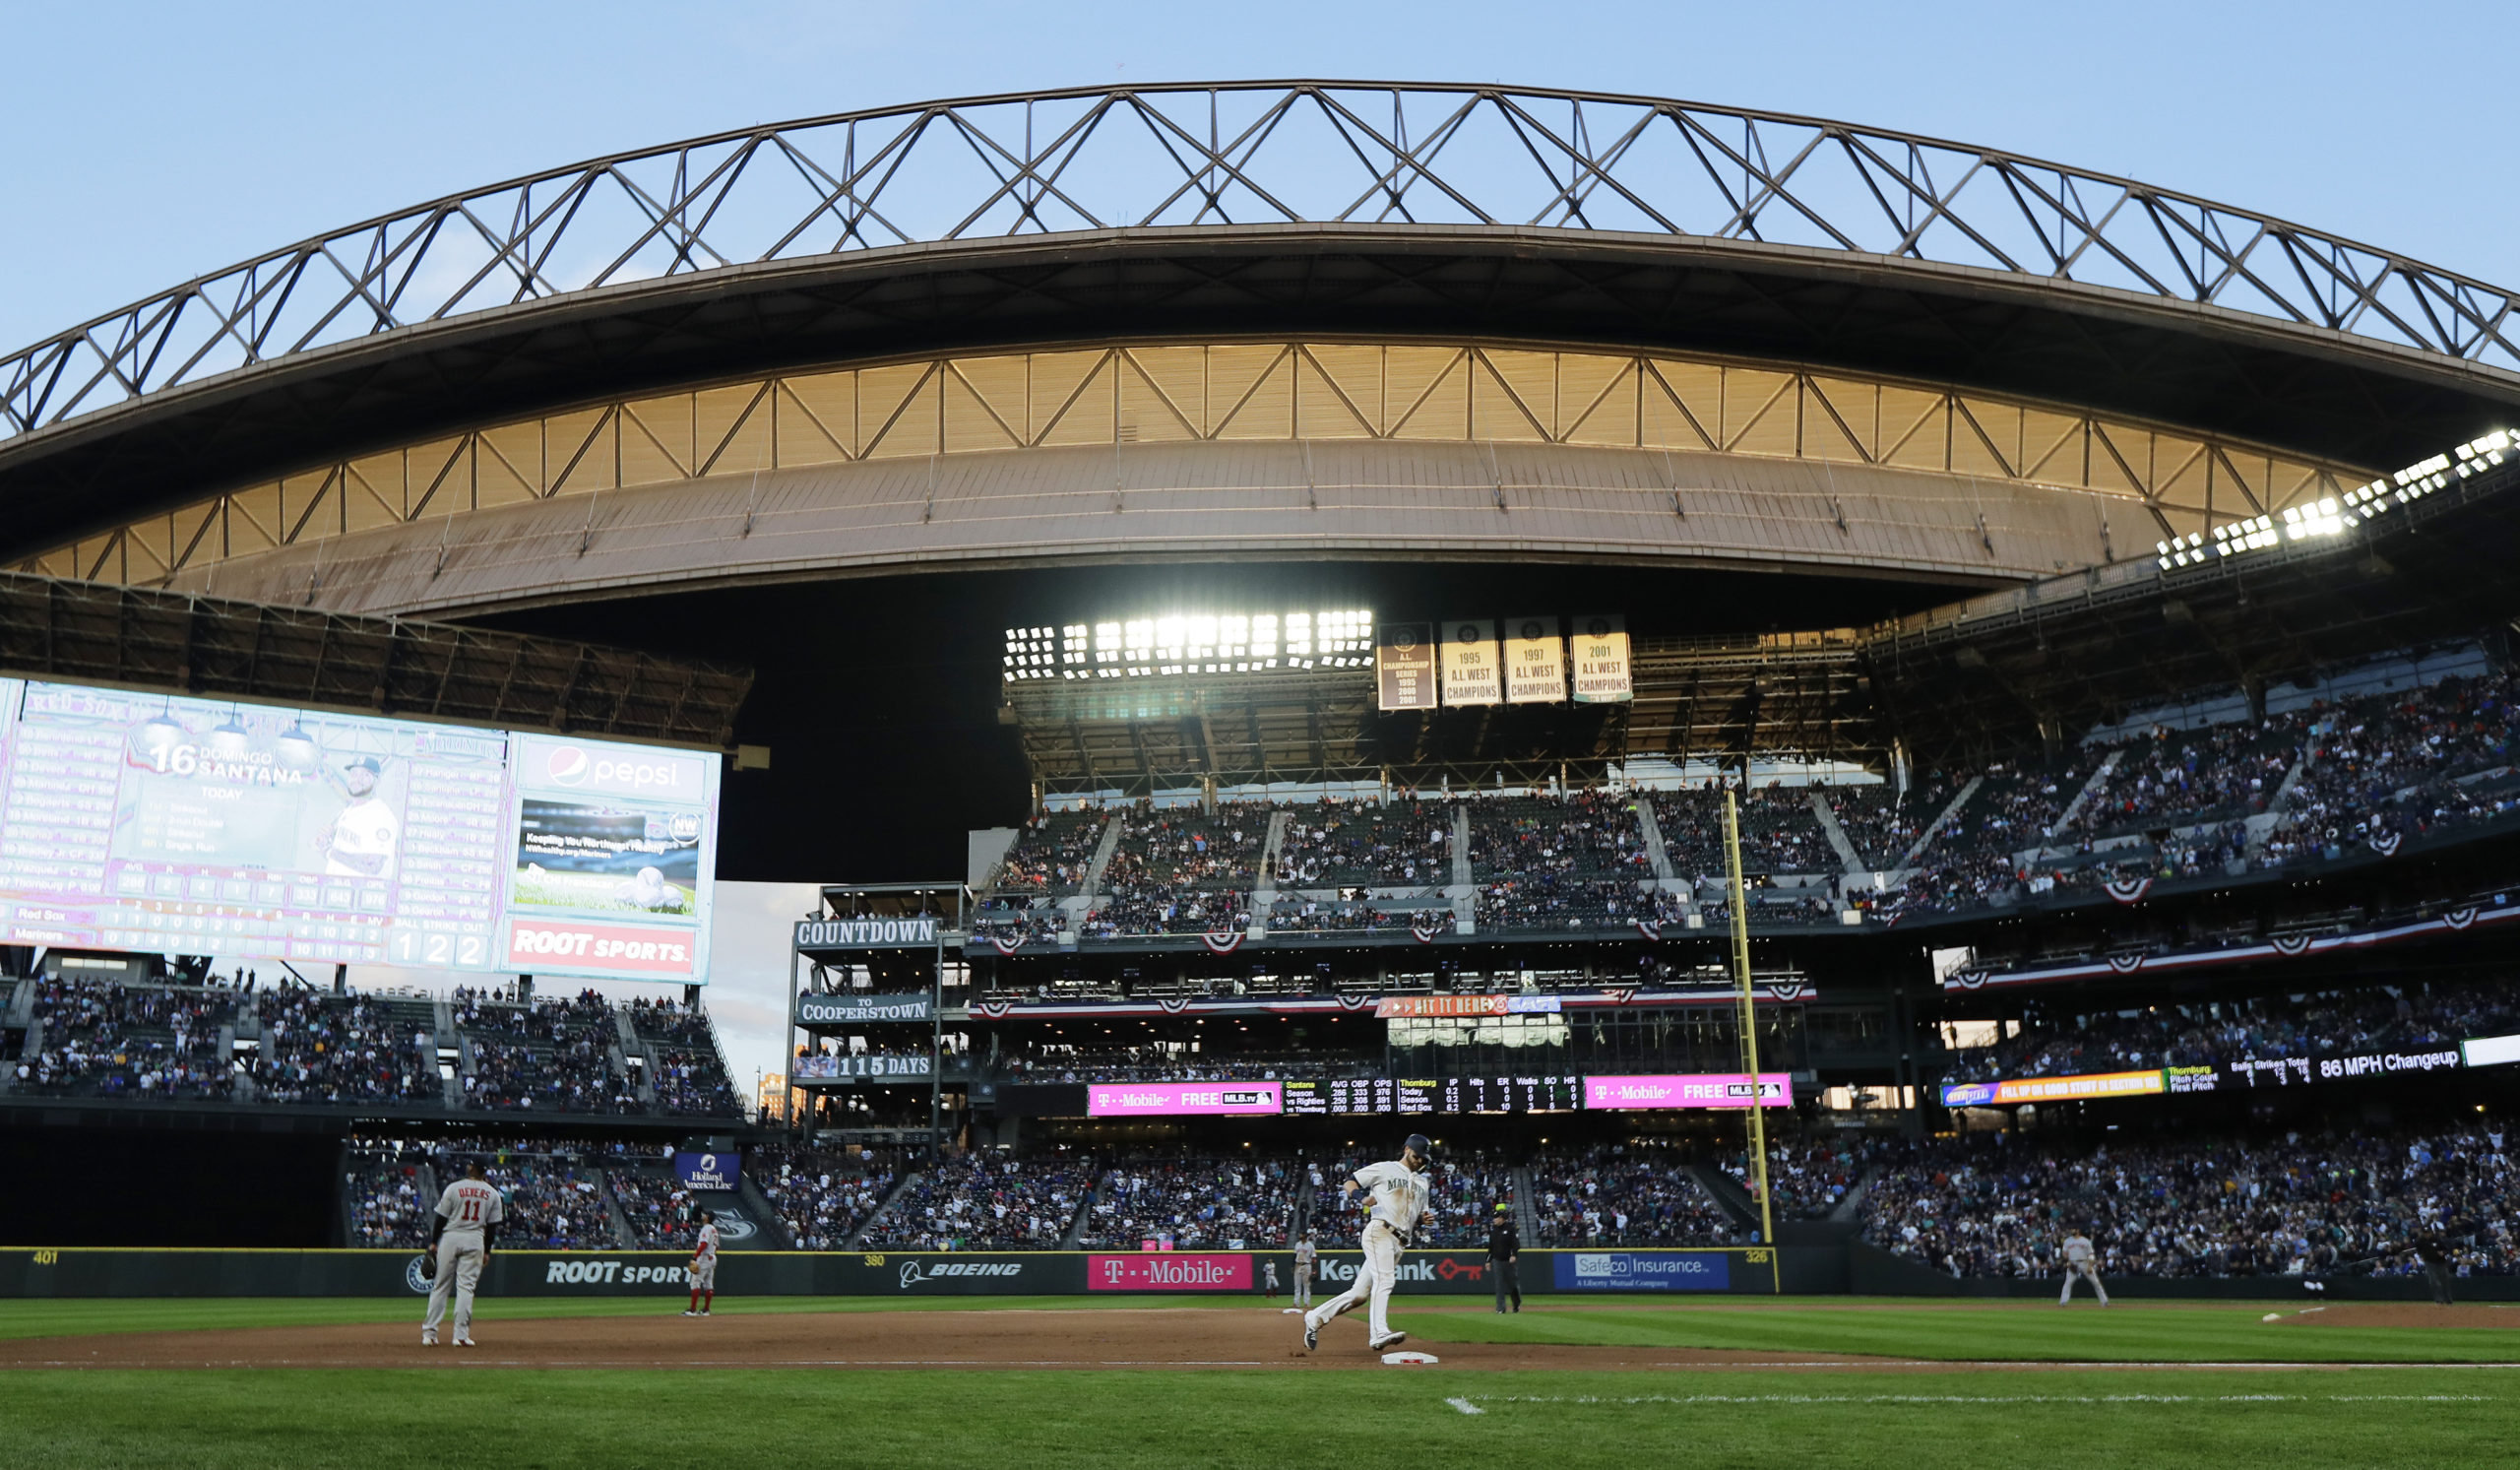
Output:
[1722, 787, 1778, 1257]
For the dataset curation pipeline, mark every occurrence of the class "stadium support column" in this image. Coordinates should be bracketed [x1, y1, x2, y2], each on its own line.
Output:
[787, 941, 803, 1143]
[929, 922, 944, 1157]
[1722, 789, 1777, 1264]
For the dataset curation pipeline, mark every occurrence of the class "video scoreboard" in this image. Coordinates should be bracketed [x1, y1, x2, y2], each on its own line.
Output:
[1282, 1075, 1581, 1116]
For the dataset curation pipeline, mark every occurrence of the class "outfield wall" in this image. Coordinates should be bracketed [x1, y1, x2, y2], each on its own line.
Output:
[0, 1246, 1821, 1299]
[2, 1246, 2501, 1301]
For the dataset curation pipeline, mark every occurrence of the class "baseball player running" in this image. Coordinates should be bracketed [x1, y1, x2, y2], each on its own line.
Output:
[1292, 1234, 1316, 1310]
[1303, 1134, 1432, 1354]
[2058, 1228, 2109, 1306]
[421, 1161, 504, 1346]
[683, 1209, 720, 1316]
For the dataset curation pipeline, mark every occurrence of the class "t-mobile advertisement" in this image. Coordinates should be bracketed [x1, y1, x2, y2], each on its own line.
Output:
[1551, 1250, 1732, 1291]
[1087, 1253, 1254, 1291]
[1085, 1081, 1284, 1117]
[1582, 1073, 1795, 1110]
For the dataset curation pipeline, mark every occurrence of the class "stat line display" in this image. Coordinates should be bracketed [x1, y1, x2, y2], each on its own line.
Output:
[0, 678, 721, 983]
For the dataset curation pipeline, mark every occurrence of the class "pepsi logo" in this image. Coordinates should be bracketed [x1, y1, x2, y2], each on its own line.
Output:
[547, 746, 592, 786]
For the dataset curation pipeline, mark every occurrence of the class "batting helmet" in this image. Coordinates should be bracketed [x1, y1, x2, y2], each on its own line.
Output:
[1404, 1133, 1433, 1161]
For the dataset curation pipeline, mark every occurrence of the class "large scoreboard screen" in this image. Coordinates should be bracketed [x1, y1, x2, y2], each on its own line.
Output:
[0, 677, 721, 982]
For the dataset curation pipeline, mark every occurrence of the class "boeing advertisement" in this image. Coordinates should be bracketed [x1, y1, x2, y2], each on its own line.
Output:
[0, 677, 720, 983]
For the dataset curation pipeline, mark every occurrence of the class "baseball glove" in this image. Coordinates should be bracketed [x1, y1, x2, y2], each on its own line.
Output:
[418, 1248, 437, 1281]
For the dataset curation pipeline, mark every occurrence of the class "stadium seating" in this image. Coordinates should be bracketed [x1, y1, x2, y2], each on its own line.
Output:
[753, 1147, 904, 1250]
[992, 808, 1110, 895]
[1415, 1154, 1518, 1247]
[863, 1154, 1100, 1249]
[1941, 978, 2520, 1084]
[1861, 1124, 2520, 1277]
[344, 1155, 433, 1246]
[1077, 1153, 1300, 1248]
[14, 979, 236, 1100]
[459, 993, 637, 1115]
[1274, 797, 1451, 887]
[607, 1167, 706, 1249]
[252, 992, 440, 1108]
[1530, 1145, 1744, 1246]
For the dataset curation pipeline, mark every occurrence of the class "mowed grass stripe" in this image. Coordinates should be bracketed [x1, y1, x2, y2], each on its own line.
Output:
[1394, 1305, 2520, 1364]
[2, 1369, 2517, 1470]
[0, 1294, 1329, 1341]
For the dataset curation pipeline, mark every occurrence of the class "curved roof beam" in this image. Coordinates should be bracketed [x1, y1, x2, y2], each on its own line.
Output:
[5, 81, 2516, 443]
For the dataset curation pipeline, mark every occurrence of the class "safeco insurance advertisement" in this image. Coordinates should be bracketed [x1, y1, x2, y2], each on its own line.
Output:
[0, 678, 720, 983]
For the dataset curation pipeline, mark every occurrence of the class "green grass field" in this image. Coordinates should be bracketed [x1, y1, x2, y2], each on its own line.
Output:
[4, 1297, 2517, 1468]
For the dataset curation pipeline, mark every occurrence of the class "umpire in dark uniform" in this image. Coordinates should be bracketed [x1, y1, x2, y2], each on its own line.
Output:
[1487, 1203, 1522, 1313]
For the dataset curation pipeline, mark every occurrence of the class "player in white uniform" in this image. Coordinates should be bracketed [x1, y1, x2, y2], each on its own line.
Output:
[1303, 1134, 1432, 1354]
[421, 1161, 504, 1346]
[1291, 1234, 1316, 1310]
[2058, 1230, 2109, 1306]
[683, 1209, 721, 1316]
[319, 757, 399, 880]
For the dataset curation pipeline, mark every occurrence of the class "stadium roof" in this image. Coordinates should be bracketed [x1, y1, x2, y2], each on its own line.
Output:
[7, 81, 2520, 567]
[0, 571, 753, 747]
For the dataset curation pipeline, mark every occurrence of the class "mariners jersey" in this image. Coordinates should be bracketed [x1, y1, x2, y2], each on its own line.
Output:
[694, 1222, 721, 1262]
[326, 798, 399, 878]
[1353, 1160, 1431, 1237]
[435, 1178, 505, 1235]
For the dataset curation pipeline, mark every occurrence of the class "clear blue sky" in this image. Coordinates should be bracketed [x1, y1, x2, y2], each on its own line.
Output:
[0, 0, 2510, 353]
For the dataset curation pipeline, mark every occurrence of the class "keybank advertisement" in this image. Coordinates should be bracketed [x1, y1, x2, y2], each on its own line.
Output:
[1551, 1250, 1732, 1291]
[0, 678, 721, 984]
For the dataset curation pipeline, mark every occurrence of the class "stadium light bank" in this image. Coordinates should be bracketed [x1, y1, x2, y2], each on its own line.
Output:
[1003, 610, 1375, 680]
[2157, 429, 2518, 571]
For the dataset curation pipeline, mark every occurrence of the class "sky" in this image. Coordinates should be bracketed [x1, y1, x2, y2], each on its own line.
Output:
[6, 2, 2510, 1100]
[0, 0, 2513, 357]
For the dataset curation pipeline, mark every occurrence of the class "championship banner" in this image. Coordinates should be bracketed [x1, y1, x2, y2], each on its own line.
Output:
[1570, 614, 1633, 704]
[1503, 616, 1567, 703]
[1440, 619, 1502, 706]
[1373, 993, 1563, 1018]
[1375, 622, 1437, 712]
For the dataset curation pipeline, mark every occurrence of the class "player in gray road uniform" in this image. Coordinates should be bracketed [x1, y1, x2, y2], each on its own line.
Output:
[1303, 1135, 1432, 1354]
[2057, 1230, 2109, 1306]
[422, 1162, 504, 1346]
[1292, 1234, 1316, 1310]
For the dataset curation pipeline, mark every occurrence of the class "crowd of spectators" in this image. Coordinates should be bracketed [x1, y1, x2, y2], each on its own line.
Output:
[1829, 781, 1954, 870]
[1862, 1123, 2518, 1278]
[993, 809, 1110, 894]
[1655, 786, 1834, 879]
[14, 980, 236, 1099]
[1531, 1145, 1744, 1246]
[1275, 798, 1452, 888]
[1467, 793, 1651, 881]
[650, 1045, 743, 1117]
[754, 1147, 903, 1249]
[1079, 1153, 1298, 1248]
[1732, 1136, 1894, 1220]
[608, 1169, 705, 1249]
[1476, 876, 1672, 931]
[1942, 979, 2520, 1084]
[1413, 1154, 1517, 1247]
[464, 1153, 614, 1248]
[465, 1029, 635, 1116]
[252, 992, 439, 1107]
[863, 1153, 1100, 1249]
[345, 1156, 432, 1246]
